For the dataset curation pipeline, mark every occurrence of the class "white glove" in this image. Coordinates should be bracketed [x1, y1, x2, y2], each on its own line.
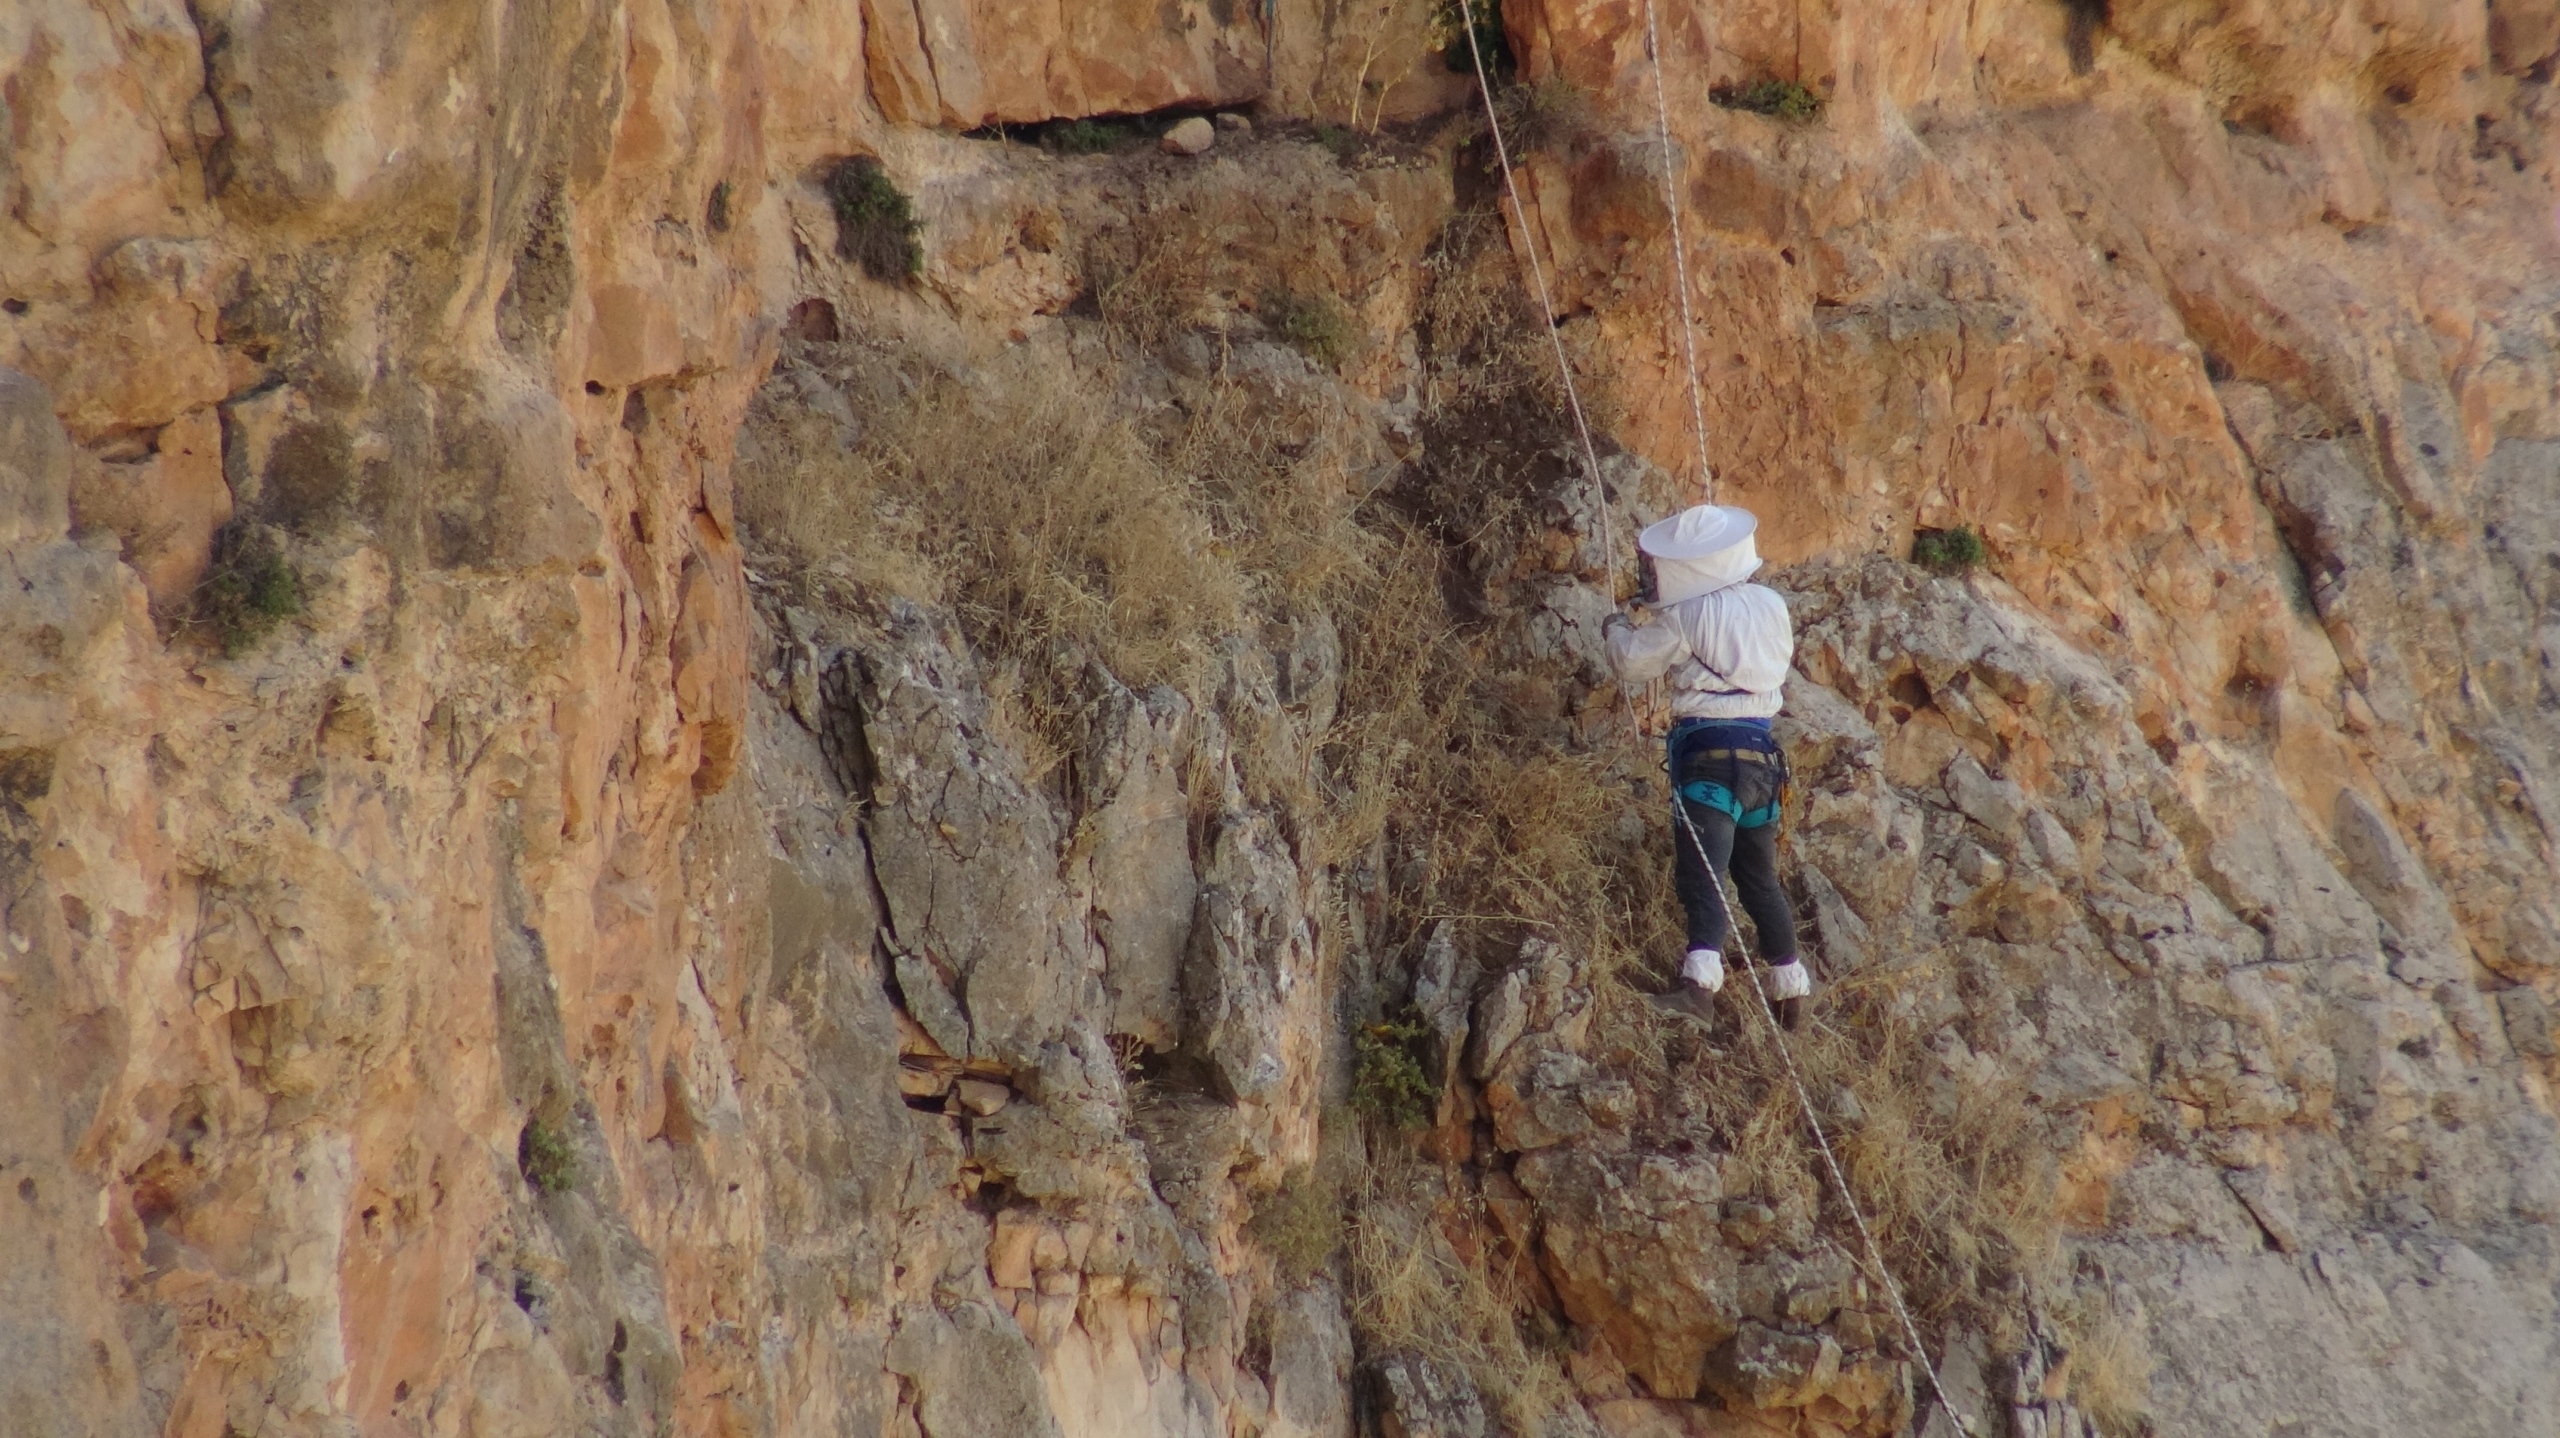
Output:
[1767, 961, 1812, 1000]
[1682, 948, 1725, 992]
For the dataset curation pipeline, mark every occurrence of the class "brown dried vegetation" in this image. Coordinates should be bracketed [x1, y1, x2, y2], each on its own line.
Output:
[736, 190, 2063, 1416]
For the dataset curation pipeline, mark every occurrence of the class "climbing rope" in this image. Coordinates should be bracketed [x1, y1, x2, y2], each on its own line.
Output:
[1452, 3, 1620, 585]
[1453, 2, 1984, 1429]
[1668, 797, 1981, 1436]
[1637, 0, 1716, 502]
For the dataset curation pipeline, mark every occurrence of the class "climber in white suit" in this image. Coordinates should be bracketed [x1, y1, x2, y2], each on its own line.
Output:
[1602, 504, 1813, 1031]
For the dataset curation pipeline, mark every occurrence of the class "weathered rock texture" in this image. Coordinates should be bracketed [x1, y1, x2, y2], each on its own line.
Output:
[2, 1, 2556, 1437]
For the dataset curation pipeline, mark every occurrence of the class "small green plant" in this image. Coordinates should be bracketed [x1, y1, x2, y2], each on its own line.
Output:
[1432, 0, 1510, 73]
[1046, 118, 1133, 155]
[1912, 525, 1989, 573]
[1248, 1165, 1343, 1284]
[1352, 1014, 1437, 1128]
[519, 1117, 579, 1194]
[195, 533, 302, 656]
[821, 155, 923, 282]
[1265, 291, 1361, 369]
[1714, 78, 1824, 121]
[1310, 123, 1363, 163]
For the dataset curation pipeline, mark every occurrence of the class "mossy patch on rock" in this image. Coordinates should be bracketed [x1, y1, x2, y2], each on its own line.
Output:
[822, 156, 923, 282]
[192, 528, 302, 656]
[518, 1117, 579, 1194]
[1713, 78, 1825, 121]
[1912, 524, 1988, 572]
[1264, 290, 1361, 369]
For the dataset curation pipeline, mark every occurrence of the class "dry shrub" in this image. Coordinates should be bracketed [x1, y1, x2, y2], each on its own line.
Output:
[1083, 219, 1226, 354]
[879, 379, 1242, 690]
[1418, 211, 1561, 412]
[1277, 195, 1667, 986]
[1311, 0, 1439, 130]
[739, 318, 1421, 823]
[739, 349, 1279, 731]
[1249, 1163, 1345, 1286]
[2057, 1293, 2155, 1437]
[1162, 379, 1380, 610]
[1346, 1141, 1575, 1430]
[1665, 958, 2063, 1340]
[1488, 78, 1594, 155]
[1320, 608, 1652, 968]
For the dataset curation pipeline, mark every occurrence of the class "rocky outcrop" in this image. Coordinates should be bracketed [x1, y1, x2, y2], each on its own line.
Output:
[4, 1, 2558, 1436]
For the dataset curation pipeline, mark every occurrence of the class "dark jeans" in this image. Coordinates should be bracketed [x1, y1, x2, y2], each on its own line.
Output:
[1668, 721, 1799, 961]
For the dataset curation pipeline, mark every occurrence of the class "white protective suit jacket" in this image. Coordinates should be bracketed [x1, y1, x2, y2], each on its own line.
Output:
[1606, 582, 1795, 720]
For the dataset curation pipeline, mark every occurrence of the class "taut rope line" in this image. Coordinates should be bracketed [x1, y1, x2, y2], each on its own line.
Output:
[1638, 0, 1717, 503]
[1669, 795, 1981, 1436]
[1452, 5, 1619, 583]
[1452, 3, 1984, 1429]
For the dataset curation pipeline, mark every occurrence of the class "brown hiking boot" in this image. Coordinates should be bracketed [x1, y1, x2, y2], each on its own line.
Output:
[1650, 980, 1717, 1027]
[1765, 958, 1812, 1033]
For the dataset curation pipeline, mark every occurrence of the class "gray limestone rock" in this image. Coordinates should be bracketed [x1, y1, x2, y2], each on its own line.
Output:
[2198, 766, 2382, 963]
[2103, 1232, 2560, 1438]
[0, 369, 126, 755]
[1183, 803, 1312, 1103]
[1371, 1354, 1488, 1438]
[1080, 672, 1198, 1049]
[1469, 967, 1531, 1080]
[2333, 788, 2468, 980]
[0, 368, 73, 544]
[1267, 1283, 1354, 1436]
[834, 604, 1080, 1069]
[2499, 986, 2557, 1060]
[1702, 1322, 1844, 1411]
[2022, 808, 2082, 873]
[1411, 922, 1477, 1100]
[1487, 1048, 1603, 1151]
[1516, 1146, 1737, 1399]
[1942, 752, 2026, 840]
[886, 1301, 1066, 1438]
[1776, 675, 1880, 777]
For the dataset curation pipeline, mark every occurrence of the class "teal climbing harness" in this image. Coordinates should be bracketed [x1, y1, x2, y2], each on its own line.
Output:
[1669, 735, 1790, 828]
[1677, 778, 1781, 828]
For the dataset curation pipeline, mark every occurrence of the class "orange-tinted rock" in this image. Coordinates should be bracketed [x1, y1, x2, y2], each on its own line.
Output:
[67, 407, 231, 613]
[864, 0, 1267, 128]
[7, 3, 2560, 1438]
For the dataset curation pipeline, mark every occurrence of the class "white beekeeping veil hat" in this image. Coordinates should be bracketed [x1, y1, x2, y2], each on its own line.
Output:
[1637, 504, 1761, 603]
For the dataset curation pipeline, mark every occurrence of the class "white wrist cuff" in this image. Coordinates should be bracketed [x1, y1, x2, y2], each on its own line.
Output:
[1682, 949, 1725, 992]
[1767, 961, 1811, 1000]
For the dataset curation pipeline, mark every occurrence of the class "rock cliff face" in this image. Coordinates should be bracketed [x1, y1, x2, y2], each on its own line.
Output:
[3, 2, 2557, 1437]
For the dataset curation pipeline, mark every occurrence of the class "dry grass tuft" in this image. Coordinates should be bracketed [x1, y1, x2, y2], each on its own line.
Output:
[1083, 219, 1227, 354]
[1249, 1163, 1346, 1286]
[1416, 211, 1563, 413]
[738, 347, 1351, 748]
[2056, 1293, 2155, 1437]
[1489, 78, 1595, 155]
[1345, 1141, 1576, 1430]
[1657, 955, 2063, 1339]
